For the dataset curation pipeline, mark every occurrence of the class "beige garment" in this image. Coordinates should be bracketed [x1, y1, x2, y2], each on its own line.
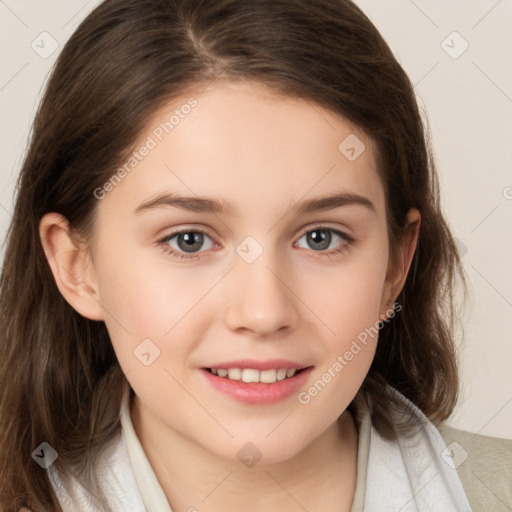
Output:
[437, 423, 512, 512]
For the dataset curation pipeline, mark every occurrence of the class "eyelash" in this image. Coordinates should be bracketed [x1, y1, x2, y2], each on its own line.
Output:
[157, 226, 354, 262]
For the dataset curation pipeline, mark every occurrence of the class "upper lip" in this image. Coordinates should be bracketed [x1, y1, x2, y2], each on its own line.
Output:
[202, 359, 312, 371]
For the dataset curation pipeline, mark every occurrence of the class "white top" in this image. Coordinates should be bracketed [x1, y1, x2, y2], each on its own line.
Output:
[48, 381, 472, 511]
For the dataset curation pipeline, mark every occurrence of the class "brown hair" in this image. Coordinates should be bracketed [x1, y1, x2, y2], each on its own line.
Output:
[0, 0, 466, 509]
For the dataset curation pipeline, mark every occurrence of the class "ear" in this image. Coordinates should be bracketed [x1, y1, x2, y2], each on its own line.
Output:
[39, 212, 105, 321]
[379, 208, 421, 320]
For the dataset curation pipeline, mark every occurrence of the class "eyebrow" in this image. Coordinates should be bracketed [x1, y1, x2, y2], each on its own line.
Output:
[134, 191, 376, 216]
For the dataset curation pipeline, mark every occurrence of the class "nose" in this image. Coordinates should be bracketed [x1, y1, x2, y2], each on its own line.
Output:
[223, 255, 300, 337]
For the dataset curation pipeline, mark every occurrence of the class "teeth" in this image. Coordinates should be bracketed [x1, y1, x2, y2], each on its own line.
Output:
[277, 369, 287, 381]
[228, 368, 242, 380]
[259, 369, 277, 383]
[209, 367, 302, 383]
[242, 368, 260, 383]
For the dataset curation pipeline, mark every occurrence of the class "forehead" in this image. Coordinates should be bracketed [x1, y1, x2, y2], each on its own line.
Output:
[98, 80, 385, 219]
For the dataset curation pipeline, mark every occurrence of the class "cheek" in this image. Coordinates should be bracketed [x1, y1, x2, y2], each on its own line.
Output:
[300, 237, 389, 347]
[295, 236, 389, 412]
[294, 254, 388, 425]
[93, 240, 217, 376]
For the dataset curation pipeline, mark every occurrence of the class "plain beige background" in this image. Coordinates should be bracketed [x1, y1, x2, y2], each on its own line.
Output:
[0, 0, 511, 440]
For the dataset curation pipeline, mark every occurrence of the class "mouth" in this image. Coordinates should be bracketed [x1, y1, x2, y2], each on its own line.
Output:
[203, 366, 311, 384]
[200, 365, 314, 404]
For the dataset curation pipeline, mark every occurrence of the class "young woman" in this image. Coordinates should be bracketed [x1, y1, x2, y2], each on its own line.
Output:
[1, 0, 510, 511]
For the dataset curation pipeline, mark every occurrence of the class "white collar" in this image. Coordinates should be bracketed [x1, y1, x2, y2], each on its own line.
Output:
[362, 386, 472, 511]
[50, 380, 471, 511]
[119, 383, 173, 510]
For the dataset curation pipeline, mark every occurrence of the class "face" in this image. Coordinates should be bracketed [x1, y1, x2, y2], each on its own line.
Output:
[84, 80, 396, 463]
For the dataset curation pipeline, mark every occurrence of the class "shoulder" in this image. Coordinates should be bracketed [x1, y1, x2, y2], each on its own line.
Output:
[437, 423, 512, 511]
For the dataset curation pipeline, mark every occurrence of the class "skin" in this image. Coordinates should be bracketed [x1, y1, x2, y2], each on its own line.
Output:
[40, 80, 420, 511]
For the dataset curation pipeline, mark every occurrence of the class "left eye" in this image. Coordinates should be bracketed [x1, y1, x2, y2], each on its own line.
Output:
[296, 228, 349, 252]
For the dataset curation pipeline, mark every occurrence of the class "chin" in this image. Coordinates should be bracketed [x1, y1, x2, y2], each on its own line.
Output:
[203, 431, 309, 467]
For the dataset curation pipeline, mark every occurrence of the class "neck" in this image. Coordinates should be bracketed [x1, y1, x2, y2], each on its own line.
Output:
[131, 396, 359, 512]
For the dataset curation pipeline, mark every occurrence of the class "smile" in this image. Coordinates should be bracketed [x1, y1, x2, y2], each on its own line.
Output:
[201, 366, 314, 405]
[206, 367, 304, 383]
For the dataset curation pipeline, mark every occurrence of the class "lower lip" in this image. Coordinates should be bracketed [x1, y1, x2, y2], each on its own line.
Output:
[200, 367, 313, 405]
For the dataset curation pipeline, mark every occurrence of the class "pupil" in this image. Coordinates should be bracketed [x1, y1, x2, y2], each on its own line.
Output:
[309, 230, 330, 250]
[179, 232, 203, 253]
